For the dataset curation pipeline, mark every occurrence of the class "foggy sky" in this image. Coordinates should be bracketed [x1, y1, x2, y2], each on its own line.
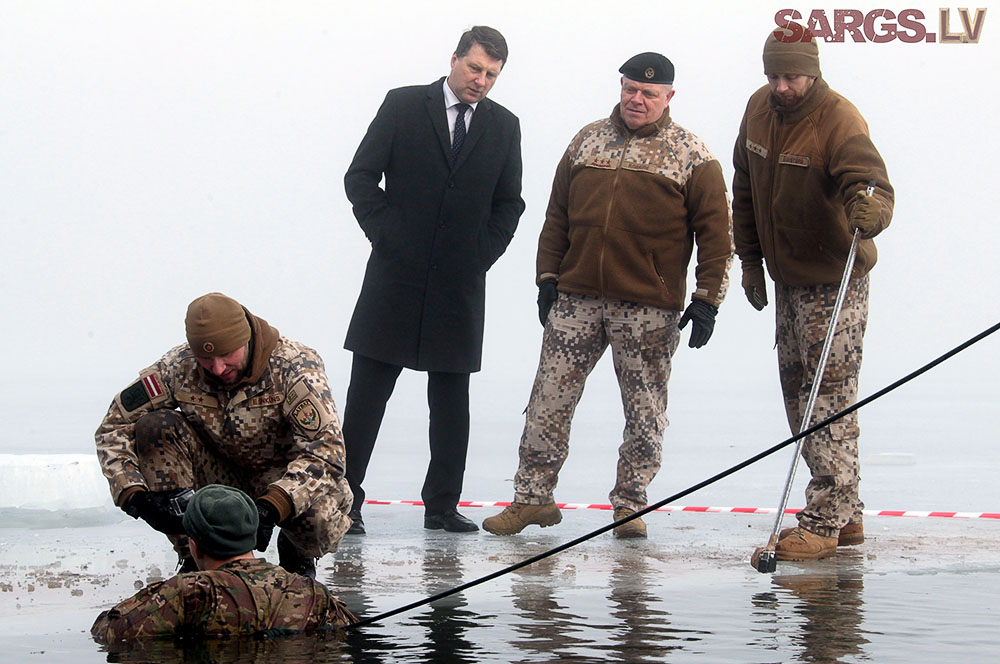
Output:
[1, 1, 996, 474]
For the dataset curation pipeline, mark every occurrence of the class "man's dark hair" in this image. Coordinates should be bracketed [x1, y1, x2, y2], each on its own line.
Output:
[455, 25, 508, 65]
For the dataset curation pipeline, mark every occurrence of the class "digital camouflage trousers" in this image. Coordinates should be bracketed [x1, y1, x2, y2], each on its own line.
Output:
[513, 293, 682, 512]
[134, 410, 351, 558]
[776, 274, 869, 537]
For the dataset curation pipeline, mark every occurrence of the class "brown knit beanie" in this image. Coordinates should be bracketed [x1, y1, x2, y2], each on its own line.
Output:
[763, 24, 821, 77]
[185, 292, 252, 358]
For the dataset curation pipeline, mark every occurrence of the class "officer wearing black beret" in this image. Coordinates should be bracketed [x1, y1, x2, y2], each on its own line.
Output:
[619, 51, 675, 85]
[482, 51, 733, 539]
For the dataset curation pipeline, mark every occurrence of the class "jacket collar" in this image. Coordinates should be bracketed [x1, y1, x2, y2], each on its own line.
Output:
[769, 76, 829, 124]
[611, 103, 672, 137]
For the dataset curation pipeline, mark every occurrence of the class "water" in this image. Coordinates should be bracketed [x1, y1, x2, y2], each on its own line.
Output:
[1, 380, 997, 662]
[2, 501, 997, 663]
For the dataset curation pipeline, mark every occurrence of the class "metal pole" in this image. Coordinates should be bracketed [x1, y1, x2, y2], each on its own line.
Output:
[753, 180, 875, 572]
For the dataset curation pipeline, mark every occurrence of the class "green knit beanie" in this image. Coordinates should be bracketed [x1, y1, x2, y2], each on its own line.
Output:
[182, 484, 259, 559]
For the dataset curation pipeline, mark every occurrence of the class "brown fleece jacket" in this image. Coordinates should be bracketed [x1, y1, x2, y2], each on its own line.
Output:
[732, 77, 894, 287]
[537, 105, 733, 311]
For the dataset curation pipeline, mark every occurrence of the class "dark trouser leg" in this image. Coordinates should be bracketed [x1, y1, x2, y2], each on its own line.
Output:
[342, 353, 402, 512]
[422, 370, 471, 514]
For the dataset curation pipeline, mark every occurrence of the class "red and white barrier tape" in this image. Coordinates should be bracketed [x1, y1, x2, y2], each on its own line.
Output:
[364, 499, 1000, 520]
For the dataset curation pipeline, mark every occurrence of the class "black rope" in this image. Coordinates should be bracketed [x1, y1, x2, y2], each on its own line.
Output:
[345, 320, 999, 630]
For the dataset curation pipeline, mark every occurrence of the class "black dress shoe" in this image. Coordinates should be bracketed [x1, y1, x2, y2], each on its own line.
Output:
[347, 509, 366, 535]
[424, 509, 479, 533]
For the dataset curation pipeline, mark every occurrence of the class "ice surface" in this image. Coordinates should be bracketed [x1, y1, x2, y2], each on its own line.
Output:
[0, 454, 111, 511]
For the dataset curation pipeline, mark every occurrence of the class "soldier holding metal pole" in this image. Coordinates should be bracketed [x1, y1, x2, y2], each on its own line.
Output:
[733, 23, 894, 561]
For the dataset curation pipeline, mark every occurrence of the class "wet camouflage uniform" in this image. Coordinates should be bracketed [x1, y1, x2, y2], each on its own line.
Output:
[95, 315, 353, 558]
[515, 106, 733, 512]
[91, 558, 355, 643]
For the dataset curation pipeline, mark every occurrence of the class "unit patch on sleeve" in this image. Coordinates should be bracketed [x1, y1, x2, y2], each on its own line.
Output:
[292, 400, 321, 432]
[284, 378, 332, 439]
[119, 382, 150, 413]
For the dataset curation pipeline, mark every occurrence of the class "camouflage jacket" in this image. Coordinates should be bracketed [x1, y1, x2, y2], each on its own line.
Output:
[91, 558, 356, 643]
[95, 312, 349, 520]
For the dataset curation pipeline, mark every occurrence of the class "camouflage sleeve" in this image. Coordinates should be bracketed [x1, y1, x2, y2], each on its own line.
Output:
[273, 344, 351, 517]
[324, 591, 359, 627]
[90, 576, 208, 643]
[94, 350, 181, 505]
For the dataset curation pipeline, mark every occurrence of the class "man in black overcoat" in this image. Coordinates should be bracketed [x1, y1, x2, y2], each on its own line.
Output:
[342, 26, 524, 534]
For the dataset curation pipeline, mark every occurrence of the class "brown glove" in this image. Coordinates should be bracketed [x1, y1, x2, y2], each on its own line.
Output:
[741, 262, 768, 311]
[848, 190, 881, 238]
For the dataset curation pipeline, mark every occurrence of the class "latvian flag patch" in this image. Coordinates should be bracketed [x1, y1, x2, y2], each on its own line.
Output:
[142, 373, 165, 400]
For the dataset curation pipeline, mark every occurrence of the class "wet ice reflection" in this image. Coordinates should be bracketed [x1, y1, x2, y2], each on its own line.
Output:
[751, 565, 870, 661]
[3, 508, 999, 662]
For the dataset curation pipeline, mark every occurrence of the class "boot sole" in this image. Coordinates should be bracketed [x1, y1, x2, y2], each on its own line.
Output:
[613, 529, 647, 539]
[775, 548, 836, 561]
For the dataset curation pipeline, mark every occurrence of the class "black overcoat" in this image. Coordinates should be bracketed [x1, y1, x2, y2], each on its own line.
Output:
[343, 78, 524, 373]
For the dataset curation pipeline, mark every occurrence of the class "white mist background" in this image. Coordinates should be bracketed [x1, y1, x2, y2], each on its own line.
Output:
[1, 1, 996, 514]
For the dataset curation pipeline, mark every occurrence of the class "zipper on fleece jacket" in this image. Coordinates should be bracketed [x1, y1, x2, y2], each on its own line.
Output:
[597, 134, 631, 296]
[766, 118, 784, 284]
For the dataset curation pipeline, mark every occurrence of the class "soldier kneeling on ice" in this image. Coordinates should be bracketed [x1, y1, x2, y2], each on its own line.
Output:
[91, 484, 356, 642]
[95, 292, 353, 578]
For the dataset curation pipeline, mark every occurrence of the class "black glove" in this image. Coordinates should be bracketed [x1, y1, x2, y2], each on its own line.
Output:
[124, 490, 185, 535]
[255, 500, 279, 552]
[537, 279, 558, 326]
[678, 300, 718, 349]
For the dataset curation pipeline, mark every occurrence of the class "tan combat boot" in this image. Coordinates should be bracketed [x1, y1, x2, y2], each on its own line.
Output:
[837, 520, 864, 546]
[780, 519, 864, 547]
[612, 507, 647, 539]
[775, 527, 838, 560]
[482, 502, 562, 535]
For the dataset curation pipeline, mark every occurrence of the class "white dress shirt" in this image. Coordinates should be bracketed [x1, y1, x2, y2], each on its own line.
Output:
[443, 79, 478, 145]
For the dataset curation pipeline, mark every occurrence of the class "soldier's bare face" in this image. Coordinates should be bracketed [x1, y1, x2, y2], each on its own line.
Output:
[768, 73, 815, 108]
[620, 78, 674, 130]
[196, 345, 250, 385]
[447, 44, 503, 104]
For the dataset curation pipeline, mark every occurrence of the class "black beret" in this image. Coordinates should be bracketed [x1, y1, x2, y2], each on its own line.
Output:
[182, 484, 259, 559]
[619, 52, 674, 85]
